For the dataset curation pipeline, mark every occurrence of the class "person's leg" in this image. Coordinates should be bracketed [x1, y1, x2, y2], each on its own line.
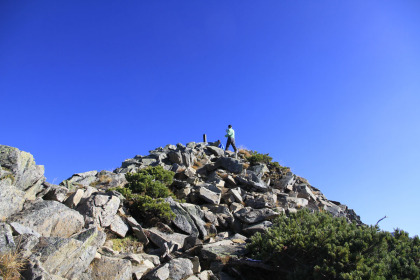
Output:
[225, 137, 231, 151]
[231, 138, 237, 153]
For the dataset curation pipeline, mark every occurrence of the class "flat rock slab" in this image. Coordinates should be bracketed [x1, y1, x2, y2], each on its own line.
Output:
[144, 258, 193, 280]
[234, 207, 279, 224]
[76, 193, 120, 227]
[9, 200, 84, 238]
[200, 240, 247, 261]
[90, 256, 132, 280]
[0, 179, 25, 218]
[145, 228, 189, 251]
[28, 236, 96, 279]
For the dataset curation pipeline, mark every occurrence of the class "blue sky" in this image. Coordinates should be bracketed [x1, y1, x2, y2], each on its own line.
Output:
[1, 1, 420, 236]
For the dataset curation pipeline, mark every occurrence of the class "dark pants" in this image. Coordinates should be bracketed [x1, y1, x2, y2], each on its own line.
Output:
[225, 137, 237, 152]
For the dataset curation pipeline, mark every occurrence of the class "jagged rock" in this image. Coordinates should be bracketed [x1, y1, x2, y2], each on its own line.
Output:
[0, 223, 15, 253]
[72, 227, 106, 250]
[9, 222, 41, 238]
[21, 258, 67, 280]
[245, 193, 277, 209]
[182, 203, 208, 238]
[216, 157, 243, 174]
[248, 164, 269, 178]
[275, 175, 295, 191]
[229, 202, 244, 213]
[9, 200, 84, 238]
[234, 207, 279, 224]
[145, 228, 189, 251]
[186, 270, 217, 280]
[26, 236, 96, 279]
[242, 221, 273, 235]
[42, 183, 68, 202]
[198, 184, 221, 205]
[184, 167, 197, 178]
[132, 259, 155, 280]
[64, 188, 85, 208]
[126, 216, 149, 245]
[76, 193, 120, 227]
[109, 215, 129, 238]
[167, 198, 200, 236]
[65, 170, 98, 187]
[0, 145, 45, 199]
[286, 197, 309, 208]
[206, 146, 225, 157]
[200, 239, 247, 261]
[0, 179, 25, 219]
[296, 184, 317, 201]
[228, 188, 243, 203]
[144, 258, 193, 280]
[90, 256, 132, 280]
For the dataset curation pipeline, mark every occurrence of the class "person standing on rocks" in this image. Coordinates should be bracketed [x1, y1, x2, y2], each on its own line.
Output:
[225, 125, 237, 157]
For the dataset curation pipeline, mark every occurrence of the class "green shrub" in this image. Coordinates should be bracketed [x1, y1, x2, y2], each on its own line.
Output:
[125, 166, 174, 198]
[131, 194, 175, 224]
[246, 150, 281, 168]
[247, 209, 420, 279]
[114, 166, 176, 226]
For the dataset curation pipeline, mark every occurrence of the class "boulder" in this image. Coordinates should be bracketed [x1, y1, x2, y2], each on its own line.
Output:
[90, 256, 132, 280]
[0, 179, 25, 219]
[27, 236, 97, 279]
[275, 175, 295, 191]
[167, 199, 200, 236]
[64, 170, 98, 187]
[145, 228, 189, 251]
[72, 227, 107, 249]
[181, 203, 208, 238]
[0, 145, 45, 199]
[144, 258, 193, 280]
[216, 157, 243, 174]
[200, 239, 247, 261]
[76, 193, 120, 227]
[42, 183, 68, 202]
[9, 200, 84, 238]
[109, 215, 129, 238]
[198, 184, 221, 205]
[9, 222, 41, 238]
[64, 188, 85, 208]
[0, 223, 15, 253]
[242, 221, 273, 235]
[206, 146, 225, 157]
[234, 207, 279, 224]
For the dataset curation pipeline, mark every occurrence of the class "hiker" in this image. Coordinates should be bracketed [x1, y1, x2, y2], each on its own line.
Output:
[225, 125, 237, 156]
[216, 140, 224, 150]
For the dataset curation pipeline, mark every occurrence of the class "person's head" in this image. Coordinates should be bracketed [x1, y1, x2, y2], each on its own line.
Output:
[216, 140, 221, 144]
[228, 125, 232, 128]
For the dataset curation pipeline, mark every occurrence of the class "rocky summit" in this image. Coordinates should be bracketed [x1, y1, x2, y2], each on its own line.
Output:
[0, 143, 361, 280]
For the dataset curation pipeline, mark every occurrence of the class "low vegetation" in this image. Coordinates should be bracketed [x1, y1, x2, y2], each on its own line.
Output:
[247, 209, 420, 279]
[246, 150, 281, 168]
[111, 165, 175, 226]
[0, 249, 26, 280]
[110, 236, 143, 253]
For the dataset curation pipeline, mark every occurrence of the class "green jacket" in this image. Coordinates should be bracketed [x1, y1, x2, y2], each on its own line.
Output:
[225, 128, 235, 139]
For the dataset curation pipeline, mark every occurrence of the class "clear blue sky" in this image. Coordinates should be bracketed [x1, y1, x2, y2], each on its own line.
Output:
[1, 1, 419, 236]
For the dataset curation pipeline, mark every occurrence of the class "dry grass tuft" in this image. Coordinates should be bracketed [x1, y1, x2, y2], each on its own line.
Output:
[238, 149, 252, 158]
[0, 249, 27, 280]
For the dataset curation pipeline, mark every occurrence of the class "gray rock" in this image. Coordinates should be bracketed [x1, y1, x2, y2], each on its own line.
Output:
[167, 199, 200, 236]
[145, 228, 189, 251]
[90, 256, 132, 280]
[200, 240, 246, 261]
[206, 146, 225, 157]
[0, 179, 25, 219]
[228, 188, 243, 203]
[132, 259, 155, 280]
[9, 222, 41, 238]
[0, 145, 45, 199]
[286, 197, 309, 208]
[43, 183, 68, 202]
[144, 258, 193, 280]
[109, 215, 129, 238]
[181, 203, 208, 238]
[64, 188, 85, 208]
[28, 236, 97, 279]
[0, 223, 15, 253]
[242, 221, 273, 235]
[234, 207, 279, 224]
[9, 200, 84, 238]
[76, 193, 120, 227]
[276, 175, 295, 191]
[65, 170, 98, 187]
[248, 164, 269, 178]
[296, 184, 317, 201]
[72, 227, 107, 249]
[216, 157, 243, 174]
[198, 185, 221, 205]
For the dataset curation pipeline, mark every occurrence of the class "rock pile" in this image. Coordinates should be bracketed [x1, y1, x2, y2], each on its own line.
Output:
[0, 143, 360, 280]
